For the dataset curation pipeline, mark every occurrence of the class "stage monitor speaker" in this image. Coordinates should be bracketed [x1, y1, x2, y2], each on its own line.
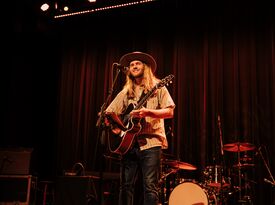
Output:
[0, 175, 37, 205]
[0, 148, 33, 175]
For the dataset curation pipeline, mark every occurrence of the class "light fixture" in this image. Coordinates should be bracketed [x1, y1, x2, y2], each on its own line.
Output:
[54, 0, 157, 19]
[63, 6, 69, 11]
[40, 3, 50, 11]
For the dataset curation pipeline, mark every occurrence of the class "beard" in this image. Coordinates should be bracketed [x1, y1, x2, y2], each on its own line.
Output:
[130, 71, 144, 79]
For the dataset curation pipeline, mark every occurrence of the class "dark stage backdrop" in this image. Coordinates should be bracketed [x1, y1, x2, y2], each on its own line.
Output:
[5, 0, 275, 204]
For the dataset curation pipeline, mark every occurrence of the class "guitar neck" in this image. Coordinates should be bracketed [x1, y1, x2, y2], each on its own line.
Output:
[131, 74, 174, 111]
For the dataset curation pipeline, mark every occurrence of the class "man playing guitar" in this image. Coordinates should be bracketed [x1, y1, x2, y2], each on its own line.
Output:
[104, 51, 175, 205]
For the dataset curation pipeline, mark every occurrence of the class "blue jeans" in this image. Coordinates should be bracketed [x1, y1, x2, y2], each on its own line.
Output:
[118, 146, 161, 205]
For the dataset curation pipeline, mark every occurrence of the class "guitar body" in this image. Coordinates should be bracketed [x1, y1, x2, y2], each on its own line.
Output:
[109, 118, 142, 155]
[108, 104, 142, 155]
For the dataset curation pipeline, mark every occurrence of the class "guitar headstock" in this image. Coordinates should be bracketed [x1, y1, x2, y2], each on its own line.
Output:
[158, 74, 174, 88]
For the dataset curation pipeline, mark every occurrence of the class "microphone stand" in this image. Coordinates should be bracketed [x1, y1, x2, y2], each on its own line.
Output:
[257, 146, 275, 186]
[94, 63, 122, 205]
[257, 145, 275, 205]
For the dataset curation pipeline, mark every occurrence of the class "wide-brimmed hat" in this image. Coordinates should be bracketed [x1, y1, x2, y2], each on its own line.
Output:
[119, 51, 157, 73]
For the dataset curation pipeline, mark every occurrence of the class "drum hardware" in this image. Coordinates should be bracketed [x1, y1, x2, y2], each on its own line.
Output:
[159, 159, 198, 205]
[202, 165, 231, 189]
[240, 154, 253, 163]
[241, 157, 253, 161]
[177, 178, 197, 184]
[224, 141, 256, 204]
[232, 163, 255, 169]
[202, 165, 232, 204]
[238, 195, 254, 205]
[216, 116, 256, 204]
[216, 114, 232, 205]
[158, 163, 179, 205]
[159, 168, 178, 185]
[159, 154, 190, 204]
[230, 173, 257, 184]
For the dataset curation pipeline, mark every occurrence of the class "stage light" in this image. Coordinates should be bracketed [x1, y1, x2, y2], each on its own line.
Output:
[40, 3, 50, 11]
[54, 0, 157, 19]
[63, 6, 69, 11]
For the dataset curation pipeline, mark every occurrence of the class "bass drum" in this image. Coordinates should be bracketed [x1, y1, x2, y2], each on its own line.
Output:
[168, 182, 217, 205]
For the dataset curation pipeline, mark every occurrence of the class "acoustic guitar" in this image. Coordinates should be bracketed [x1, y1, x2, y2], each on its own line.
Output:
[106, 74, 174, 155]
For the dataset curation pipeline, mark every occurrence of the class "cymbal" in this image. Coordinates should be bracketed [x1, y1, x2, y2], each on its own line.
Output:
[223, 142, 256, 152]
[163, 159, 197, 170]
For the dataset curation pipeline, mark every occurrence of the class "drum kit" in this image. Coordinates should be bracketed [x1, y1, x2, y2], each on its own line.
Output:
[159, 142, 257, 205]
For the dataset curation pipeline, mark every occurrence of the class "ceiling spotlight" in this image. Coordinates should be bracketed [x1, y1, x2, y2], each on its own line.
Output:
[63, 6, 69, 11]
[40, 3, 50, 11]
[88, 0, 96, 2]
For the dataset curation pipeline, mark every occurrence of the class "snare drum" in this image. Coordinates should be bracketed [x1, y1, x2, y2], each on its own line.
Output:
[169, 181, 217, 205]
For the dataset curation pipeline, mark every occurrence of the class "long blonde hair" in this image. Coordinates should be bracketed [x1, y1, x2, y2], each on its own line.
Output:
[122, 64, 160, 99]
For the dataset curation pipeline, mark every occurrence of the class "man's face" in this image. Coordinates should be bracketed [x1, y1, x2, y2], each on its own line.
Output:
[129, 60, 145, 78]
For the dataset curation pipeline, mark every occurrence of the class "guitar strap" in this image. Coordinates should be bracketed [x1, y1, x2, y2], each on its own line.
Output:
[136, 89, 147, 108]
[131, 90, 147, 148]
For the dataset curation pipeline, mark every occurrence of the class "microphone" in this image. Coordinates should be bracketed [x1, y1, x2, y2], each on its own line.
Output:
[113, 63, 129, 73]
